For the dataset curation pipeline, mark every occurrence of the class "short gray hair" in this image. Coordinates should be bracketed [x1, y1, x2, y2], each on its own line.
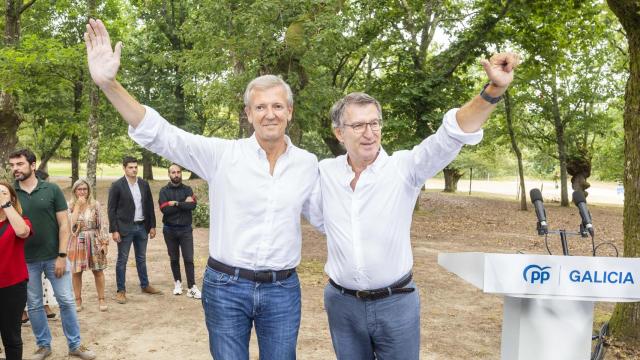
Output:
[243, 75, 294, 108]
[330, 92, 382, 128]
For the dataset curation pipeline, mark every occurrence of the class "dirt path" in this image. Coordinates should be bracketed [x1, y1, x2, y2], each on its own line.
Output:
[19, 179, 634, 359]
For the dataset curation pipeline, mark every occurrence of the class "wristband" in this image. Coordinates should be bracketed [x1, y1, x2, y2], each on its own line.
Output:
[58, 253, 67, 258]
[1, 201, 12, 209]
[480, 82, 502, 104]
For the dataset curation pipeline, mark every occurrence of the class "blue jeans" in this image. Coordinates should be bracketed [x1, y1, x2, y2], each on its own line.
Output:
[116, 224, 150, 292]
[323, 280, 421, 360]
[202, 266, 301, 360]
[26, 259, 82, 351]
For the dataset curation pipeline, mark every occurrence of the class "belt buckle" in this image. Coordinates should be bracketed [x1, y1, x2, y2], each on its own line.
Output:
[355, 290, 370, 299]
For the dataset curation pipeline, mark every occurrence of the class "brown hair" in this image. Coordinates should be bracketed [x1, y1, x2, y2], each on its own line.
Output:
[0, 181, 23, 215]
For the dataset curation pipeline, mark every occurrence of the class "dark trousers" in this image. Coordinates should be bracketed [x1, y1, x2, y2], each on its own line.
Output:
[163, 227, 195, 288]
[0, 280, 27, 360]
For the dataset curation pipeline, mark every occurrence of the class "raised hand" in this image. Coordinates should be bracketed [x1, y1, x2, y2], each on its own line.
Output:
[85, 19, 122, 89]
[480, 52, 520, 88]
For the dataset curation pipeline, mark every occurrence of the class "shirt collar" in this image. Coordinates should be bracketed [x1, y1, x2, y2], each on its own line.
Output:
[341, 146, 389, 175]
[126, 177, 138, 186]
[15, 178, 45, 193]
[248, 134, 293, 158]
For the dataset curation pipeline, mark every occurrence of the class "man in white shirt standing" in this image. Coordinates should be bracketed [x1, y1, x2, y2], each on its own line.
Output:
[85, 19, 320, 360]
[318, 53, 519, 359]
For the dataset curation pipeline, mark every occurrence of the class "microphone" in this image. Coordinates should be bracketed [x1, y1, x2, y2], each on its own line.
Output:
[530, 188, 548, 235]
[572, 191, 594, 237]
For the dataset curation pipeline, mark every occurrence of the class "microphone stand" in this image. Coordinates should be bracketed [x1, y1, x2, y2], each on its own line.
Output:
[542, 229, 583, 256]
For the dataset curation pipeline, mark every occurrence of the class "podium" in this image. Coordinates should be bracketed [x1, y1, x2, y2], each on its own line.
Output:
[438, 253, 640, 360]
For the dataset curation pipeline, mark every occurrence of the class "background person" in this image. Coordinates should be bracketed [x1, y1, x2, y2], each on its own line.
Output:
[0, 181, 32, 360]
[67, 179, 109, 312]
[9, 148, 95, 360]
[108, 156, 160, 304]
[158, 164, 200, 298]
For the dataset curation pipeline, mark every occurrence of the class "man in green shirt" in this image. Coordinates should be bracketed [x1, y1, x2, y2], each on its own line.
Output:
[8, 149, 96, 360]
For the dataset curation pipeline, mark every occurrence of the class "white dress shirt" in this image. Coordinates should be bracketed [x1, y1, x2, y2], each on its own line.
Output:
[318, 108, 483, 290]
[128, 179, 144, 221]
[129, 106, 319, 270]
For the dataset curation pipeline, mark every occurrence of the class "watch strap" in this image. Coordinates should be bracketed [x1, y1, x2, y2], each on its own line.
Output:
[480, 82, 502, 104]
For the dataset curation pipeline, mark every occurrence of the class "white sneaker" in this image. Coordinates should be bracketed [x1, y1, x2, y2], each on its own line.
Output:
[187, 285, 201, 299]
[173, 280, 183, 295]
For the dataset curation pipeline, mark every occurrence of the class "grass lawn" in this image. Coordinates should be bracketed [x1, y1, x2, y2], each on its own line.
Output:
[45, 160, 191, 179]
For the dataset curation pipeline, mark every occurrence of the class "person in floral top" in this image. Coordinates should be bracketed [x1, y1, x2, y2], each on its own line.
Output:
[67, 179, 108, 312]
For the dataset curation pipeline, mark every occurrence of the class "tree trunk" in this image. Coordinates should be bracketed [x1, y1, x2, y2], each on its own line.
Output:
[71, 78, 83, 186]
[4, 0, 21, 46]
[322, 132, 346, 156]
[607, 0, 640, 345]
[173, 67, 187, 127]
[443, 166, 463, 193]
[0, 92, 21, 176]
[504, 91, 527, 210]
[86, 0, 100, 196]
[70, 134, 80, 185]
[37, 132, 66, 171]
[238, 105, 253, 138]
[142, 149, 153, 180]
[550, 68, 569, 206]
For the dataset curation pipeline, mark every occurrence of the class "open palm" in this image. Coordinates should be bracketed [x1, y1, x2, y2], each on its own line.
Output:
[85, 19, 122, 88]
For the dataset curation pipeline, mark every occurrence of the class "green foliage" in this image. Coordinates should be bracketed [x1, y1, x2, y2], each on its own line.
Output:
[191, 182, 209, 228]
[192, 202, 210, 228]
[0, 0, 627, 189]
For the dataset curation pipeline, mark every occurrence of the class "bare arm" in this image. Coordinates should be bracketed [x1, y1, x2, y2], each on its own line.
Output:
[4, 206, 30, 238]
[57, 210, 71, 254]
[54, 209, 71, 277]
[456, 52, 520, 132]
[85, 18, 145, 127]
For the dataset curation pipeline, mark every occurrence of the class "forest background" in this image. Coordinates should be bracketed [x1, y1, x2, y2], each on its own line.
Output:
[2, 0, 640, 354]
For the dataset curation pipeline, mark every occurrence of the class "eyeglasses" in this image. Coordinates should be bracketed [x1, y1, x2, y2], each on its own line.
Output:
[342, 120, 382, 134]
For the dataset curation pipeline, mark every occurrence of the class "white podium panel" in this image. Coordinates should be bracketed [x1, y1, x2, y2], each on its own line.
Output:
[438, 252, 640, 360]
[501, 298, 593, 360]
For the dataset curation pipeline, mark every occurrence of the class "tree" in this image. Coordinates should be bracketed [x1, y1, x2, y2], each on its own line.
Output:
[606, 0, 640, 345]
[86, 0, 100, 191]
[503, 90, 527, 210]
[0, 0, 37, 173]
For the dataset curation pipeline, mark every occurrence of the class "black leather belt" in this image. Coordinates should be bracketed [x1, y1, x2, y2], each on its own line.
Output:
[207, 257, 295, 283]
[133, 220, 144, 225]
[329, 273, 415, 301]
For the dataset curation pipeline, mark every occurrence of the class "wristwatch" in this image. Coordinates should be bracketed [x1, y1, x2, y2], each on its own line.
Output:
[480, 82, 502, 104]
[58, 253, 67, 258]
[1, 201, 11, 209]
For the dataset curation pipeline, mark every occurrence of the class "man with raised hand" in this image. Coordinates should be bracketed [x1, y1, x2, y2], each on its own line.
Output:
[85, 19, 320, 360]
[318, 53, 519, 359]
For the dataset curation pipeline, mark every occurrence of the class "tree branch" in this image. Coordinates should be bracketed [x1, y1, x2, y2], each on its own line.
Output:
[20, 0, 37, 15]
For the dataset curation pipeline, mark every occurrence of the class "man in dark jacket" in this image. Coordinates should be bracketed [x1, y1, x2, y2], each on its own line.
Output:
[158, 164, 200, 299]
[108, 156, 161, 304]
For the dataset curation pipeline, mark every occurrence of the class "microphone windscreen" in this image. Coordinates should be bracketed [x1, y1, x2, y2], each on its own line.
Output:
[572, 190, 586, 205]
[530, 188, 543, 203]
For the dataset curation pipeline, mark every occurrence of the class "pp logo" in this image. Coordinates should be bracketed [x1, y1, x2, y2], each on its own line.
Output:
[523, 264, 551, 284]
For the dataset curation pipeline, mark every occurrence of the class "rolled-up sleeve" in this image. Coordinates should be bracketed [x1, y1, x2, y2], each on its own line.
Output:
[442, 108, 483, 145]
[399, 108, 484, 188]
[128, 106, 228, 182]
